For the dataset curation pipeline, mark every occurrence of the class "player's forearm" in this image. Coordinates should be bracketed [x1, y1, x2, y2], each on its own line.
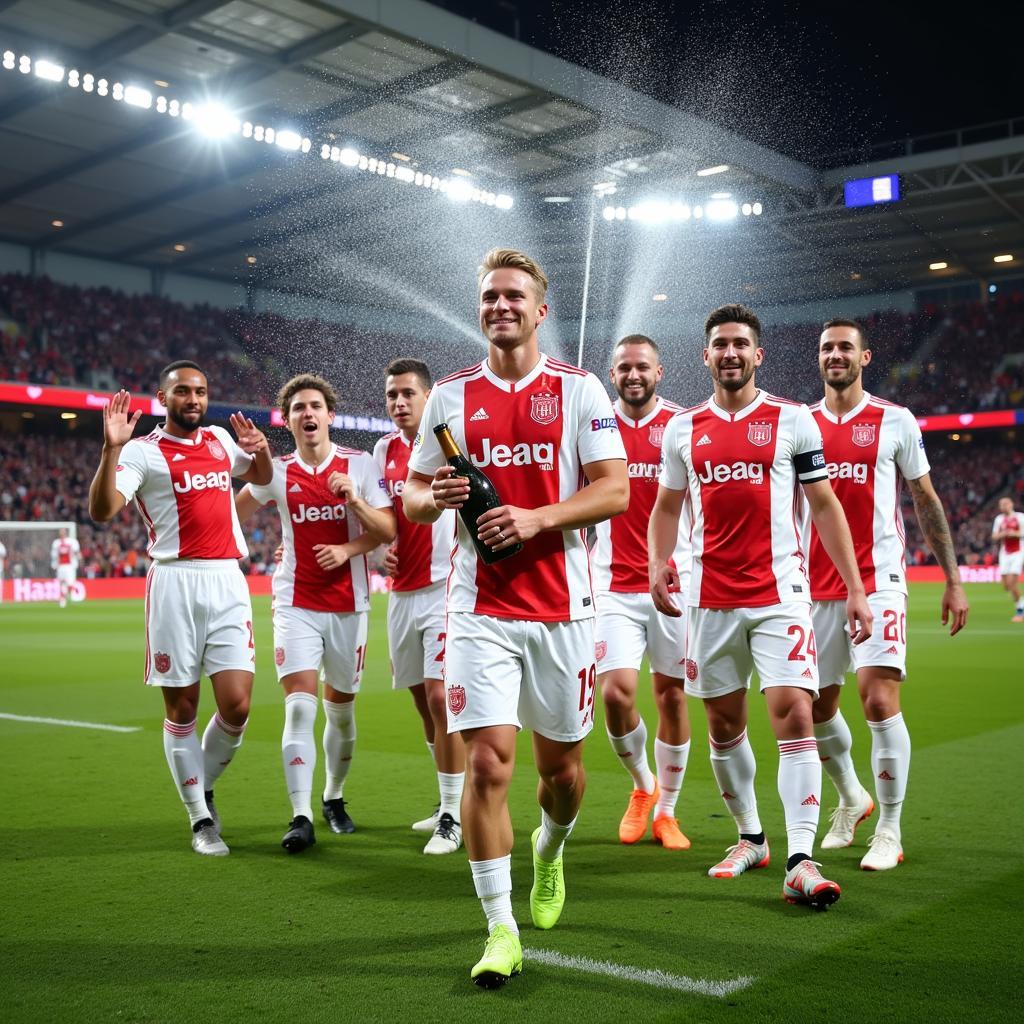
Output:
[88, 446, 124, 521]
[343, 531, 384, 559]
[913, 492, 960, 583]
[647, 504, 681, 585]
[402, 478, 443, 524]
[349, 501, 397, 544]
[810, 500, 866, 596]
[534, 475, 629, 533]
[249, 446, 273, 486]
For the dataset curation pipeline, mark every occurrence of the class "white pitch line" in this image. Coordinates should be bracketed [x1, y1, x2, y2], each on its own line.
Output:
[0, 712, 141, 733]
[523, 948, 755, 997]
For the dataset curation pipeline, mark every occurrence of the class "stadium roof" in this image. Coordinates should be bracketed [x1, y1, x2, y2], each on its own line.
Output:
[1, 0, 1022, 321]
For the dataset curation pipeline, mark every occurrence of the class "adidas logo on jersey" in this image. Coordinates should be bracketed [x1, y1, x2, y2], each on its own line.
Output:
[289, 483, 303, 493]
[470, 407, 489, 421]
[826, 461, 869, 484]
[471, 437, 554, 471]
[173, 469, 230, 494]
[387, 459, 397, 469]
[695, 434, 712, 446]
[172, 453, 186, 462]
[801, 667, 814, 679]
[885, 645, 899, 655]
[696, 460, 764, 484]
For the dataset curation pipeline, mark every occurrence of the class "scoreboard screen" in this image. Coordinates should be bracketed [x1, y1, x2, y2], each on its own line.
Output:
[844, 174, 900, 208]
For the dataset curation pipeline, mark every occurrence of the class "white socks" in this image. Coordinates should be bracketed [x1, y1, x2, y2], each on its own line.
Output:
[163, 718, 208, 825]
[438, 771, 465, 820]
[535, 808, 576, 861]
[709, 729, 761, 835]
[814, 710, 864, 806]
[282, 692, 318, 820]
[201, 711, 247, 790]
[322, 698, 356, 801]
[654, 738, 690, 819]
[470, 856, 517, 934]
[607, 718, 656, 794]
[777, 737, 821, 860]
[868, 712, 911, 840]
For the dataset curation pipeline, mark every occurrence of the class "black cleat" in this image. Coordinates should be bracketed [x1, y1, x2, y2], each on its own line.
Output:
[204, 790, 220, 834]
[322, 798, 356, 834]
[282, 815, 316, 853]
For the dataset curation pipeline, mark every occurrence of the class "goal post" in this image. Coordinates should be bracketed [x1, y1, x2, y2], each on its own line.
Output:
[0, 520, 78, 588]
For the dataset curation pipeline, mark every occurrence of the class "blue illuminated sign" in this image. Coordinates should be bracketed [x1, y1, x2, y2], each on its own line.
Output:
[844, 174, 900, 208]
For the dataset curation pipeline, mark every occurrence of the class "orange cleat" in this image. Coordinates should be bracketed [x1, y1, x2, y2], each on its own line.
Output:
[618, 783, 659, 844]
[652, 815, 691, 851]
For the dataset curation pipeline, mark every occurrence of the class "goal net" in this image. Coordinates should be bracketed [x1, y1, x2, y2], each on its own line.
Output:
[0, 520, 78, 583]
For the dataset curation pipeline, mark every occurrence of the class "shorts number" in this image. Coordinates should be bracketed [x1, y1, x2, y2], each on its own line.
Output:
[577, 664, 597, 713]
[882, 609, 906, 644]
[245, 620, 254, 649]
[435, 632, 446, 662]
[787, 624, 817, 663]
[355, 644, 367, 673]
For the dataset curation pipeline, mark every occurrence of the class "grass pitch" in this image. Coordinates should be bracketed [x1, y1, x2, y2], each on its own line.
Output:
[1, 584, 1020, 1023]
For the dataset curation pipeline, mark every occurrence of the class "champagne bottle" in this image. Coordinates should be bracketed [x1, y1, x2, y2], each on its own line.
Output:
[433, 422, 523, 565]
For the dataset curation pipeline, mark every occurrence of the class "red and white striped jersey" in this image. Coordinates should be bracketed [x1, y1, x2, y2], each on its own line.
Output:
[408, 354, 626, 622]
[374, 431, 455, 592]
[248, 444, 391, 613]
[805, 393, 929, 600]
[993, 511, 1022, 557]
[115, 425, 252, 562]
[51, 537, 80, 568]
[593, 398, 690, 593]
[660, 391, 827, 609]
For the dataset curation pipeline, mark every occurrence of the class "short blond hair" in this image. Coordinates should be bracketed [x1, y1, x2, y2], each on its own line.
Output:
[478, 248, 549, 300]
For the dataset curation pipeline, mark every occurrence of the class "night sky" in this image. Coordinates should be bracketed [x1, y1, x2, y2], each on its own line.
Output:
[425, 0, 1019, 167]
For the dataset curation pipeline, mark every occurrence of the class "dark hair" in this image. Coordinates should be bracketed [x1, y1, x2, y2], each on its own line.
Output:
[277, 373, 338, 417]
[704, 304, 761, 344]
[159, 360, 204, 389]
[385, 358, 432, 390]
[822, 318, 867, 346]
[614, 334, 660, 357]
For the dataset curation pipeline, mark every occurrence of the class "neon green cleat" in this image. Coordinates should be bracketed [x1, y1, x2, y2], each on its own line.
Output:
[530, 826, 566, 930]
[470, 924, 523, 989]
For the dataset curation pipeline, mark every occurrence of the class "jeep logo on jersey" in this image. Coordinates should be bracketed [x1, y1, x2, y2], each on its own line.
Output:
[826, 461, 869, 484]
[649, 423, 665, 446]
[696, 461, 765, 484]
[173, 469, 231, 493]
[206, 438, 226, 461]
[530, 390, 559, 425]
[748, 421, 773, 446]
[291, 503, 347, 523]
[851, 423, 876, 447]
[447, 684, 467, 715]
[471, 437, 555, 470]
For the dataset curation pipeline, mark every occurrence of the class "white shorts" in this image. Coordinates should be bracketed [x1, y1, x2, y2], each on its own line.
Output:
[595, 590, 688, 678]
[812, 590, 908, 686]
[999, 551, 1023, 576]
[56, 565, 76, 585]
[145, 560, 254, 687]
[388, 582, 446, 689]
[444, 612, 597, 743]
[685, 602, 820, 699]
[273, 604, 367, 693]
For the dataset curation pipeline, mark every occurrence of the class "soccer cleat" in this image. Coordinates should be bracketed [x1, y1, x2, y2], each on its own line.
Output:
[191, 819, 229, 857]
[820, 789, 875, 850]
[783, 859, 841, 910]
[618, 782, 660, 844]
[423, 812, 462, 855]
[529, 826, 566, 929]
[204, 790, 221, 834]
[470, 925, 523, 989]
[652, 815, 691, 851]
[708, 838, 770, 878]
[282, 815, 316, 854]
[412, 805, 440, 832]
[322, 798, 356, 834]
[1012, 614, 1024, 623]
[860, 830, 904, 871]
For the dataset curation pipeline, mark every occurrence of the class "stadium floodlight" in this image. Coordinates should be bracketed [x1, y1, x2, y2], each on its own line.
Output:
[275, 129, 302, 151]
[2, 51, 14, 71]
[752, 202, 762, 215]
[193, 103, 240, 139]
[652, 294, 668, 301]
[124, 86, 152, 109]
[993, 254, 1014, 263]
[34, 59, 65, 82]
[929, 261, 948, 271]
[447, 178, 474, 202]
[697, 164, 729, 176]
[495, 194, 514, 210]
[706, 198, 739, 221]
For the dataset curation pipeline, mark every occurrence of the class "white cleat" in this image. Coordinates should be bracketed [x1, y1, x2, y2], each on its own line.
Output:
[191, 822, 229, 856]
[412, 805, 440, 833]
[820, 788, 875, 850]
[860, 830, 904, 871]
[708, 838, 770, 878]
[423, 812, 462, 855]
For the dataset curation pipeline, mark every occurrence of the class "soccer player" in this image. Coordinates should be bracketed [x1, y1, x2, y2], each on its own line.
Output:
[403, 249, 628, 986]
[235, 374, 395, 853]
[0, 538, 6, 603]
[649, 304, 872, 911]
[50, 527, 81, 608]
[807, 319, 969, 870]
[374, 359, 465, 855]
[595, 335, 692, 851]
[88, 361, 273, 856]
[992, 496, 1023, 621]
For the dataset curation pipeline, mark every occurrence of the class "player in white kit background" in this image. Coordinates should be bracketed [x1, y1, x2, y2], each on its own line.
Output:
[0, 539, 6, 603]
[650, 304, 872, 910]
[594, 335, 693, 852]
[88, 361, 273, 856]
[236, 374, 395, 853]
[50, 527, 81, 608]
[806, 319, 969, 870]
[403, 249, 628, 987]
[375, 358, 464, 855]
[991, 496, 1024, 621]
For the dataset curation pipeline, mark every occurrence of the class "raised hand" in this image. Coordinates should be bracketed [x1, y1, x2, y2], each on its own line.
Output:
[103, 390, 142, 449]
[229, 412, 269, 455]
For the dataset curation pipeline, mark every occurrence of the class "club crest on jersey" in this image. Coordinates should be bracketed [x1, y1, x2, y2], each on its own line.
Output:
[206, 438, 226, 461]
[747, 421, 773, 446]
[684, 658, 698, 682]
[595, 640, 608, 662]
[154, 652, 171, 674]
[851, 423, 876, 447]
[447, 684, 467, 716]
[275, 646, 286, 667]
[530, 390, 559, 425]
[648, 422, 665, 446]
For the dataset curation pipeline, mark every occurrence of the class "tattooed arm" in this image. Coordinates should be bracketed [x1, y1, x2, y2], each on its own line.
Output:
[907, 473, 969, 635]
